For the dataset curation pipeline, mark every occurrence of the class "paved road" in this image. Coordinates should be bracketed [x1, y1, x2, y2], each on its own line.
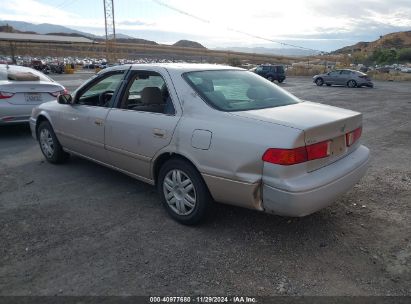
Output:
[0, 75, 410, 296]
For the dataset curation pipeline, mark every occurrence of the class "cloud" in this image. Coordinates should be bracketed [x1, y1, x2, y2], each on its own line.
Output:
[1, 0, 410, 51]
[116, 19, 155, 27]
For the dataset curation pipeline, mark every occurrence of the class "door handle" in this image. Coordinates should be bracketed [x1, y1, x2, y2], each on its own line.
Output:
[153, 128, 166, 138]
[94, 119, 104, 126]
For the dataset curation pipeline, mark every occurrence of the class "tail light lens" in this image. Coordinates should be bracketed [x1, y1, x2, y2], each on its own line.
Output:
[49, 88, 68, 97]
[262, 140, 331, 165]
[346, 127, 362, 147]
[0, 91, 15, 99]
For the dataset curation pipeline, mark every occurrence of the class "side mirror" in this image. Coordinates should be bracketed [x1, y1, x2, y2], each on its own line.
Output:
[57, 93, 73, 105]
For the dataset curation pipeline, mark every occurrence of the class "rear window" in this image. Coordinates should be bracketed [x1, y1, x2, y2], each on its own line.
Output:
[0, 66, 52, 82]
[183, 70, 299, 112]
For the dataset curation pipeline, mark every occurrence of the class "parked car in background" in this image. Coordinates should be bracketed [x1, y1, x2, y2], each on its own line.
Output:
[30, 64, 369, 225]
[253, 64, 286, 83]
[313, 69, 373, 88]
[0, 64, 66, 125]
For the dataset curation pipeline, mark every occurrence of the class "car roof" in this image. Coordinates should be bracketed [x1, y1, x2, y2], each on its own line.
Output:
[0, 64, 53, 82]
[102, 63, 244, 74]
[0, 64, 39, 73]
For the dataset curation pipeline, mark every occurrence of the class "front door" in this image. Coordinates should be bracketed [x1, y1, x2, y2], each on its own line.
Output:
[105, 69, 181, 181]
[55, 70, 127, 163]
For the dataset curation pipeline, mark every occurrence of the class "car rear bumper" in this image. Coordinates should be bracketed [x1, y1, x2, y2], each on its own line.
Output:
[262, 145, 370, 217]
[0, 103, 36, 125]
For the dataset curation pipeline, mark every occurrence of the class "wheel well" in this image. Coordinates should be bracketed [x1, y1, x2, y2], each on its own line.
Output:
[153, 153, 199, 185]
[35, 115, 50, 139]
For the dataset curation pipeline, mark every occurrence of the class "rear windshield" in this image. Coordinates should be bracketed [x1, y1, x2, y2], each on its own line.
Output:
[183, 70, 299, 112]
[0, 66, 52, 82]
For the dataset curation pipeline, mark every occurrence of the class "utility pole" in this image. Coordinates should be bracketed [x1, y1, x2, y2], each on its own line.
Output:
[103, 0, 116, 63]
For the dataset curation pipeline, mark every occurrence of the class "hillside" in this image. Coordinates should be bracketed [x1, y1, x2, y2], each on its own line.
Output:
[334, 31, 411, 54]
[173, 40, 206, 49]
[0, 21, 202, 48]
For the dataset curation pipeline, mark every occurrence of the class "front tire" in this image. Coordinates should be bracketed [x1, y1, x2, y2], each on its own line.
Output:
[267, 76, 274, 82]
[158, 159, 211, 225]
[37, 121, 69, 164]
[315, 78, 324, 86]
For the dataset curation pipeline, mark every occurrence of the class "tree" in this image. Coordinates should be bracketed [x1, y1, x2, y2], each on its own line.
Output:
[397, 48, 411, 62]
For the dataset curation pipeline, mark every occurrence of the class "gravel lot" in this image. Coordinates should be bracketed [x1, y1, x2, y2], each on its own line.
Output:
[0, 74, 410, 296]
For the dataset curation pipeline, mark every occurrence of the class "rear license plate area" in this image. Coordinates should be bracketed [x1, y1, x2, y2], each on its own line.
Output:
[25, 93, 43, 102]
[330, 135, 346, 158]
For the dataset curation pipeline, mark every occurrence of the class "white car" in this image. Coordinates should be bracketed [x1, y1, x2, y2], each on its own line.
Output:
[0, 64, 66, 125]
[30, 64, 370, 224]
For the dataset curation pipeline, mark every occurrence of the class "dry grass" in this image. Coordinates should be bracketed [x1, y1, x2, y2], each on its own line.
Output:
[286, 65, 326, 76]
[368, 71, 411, 81]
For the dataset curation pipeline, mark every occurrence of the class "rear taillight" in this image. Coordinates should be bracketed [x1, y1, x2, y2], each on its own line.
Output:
[262, 140, 331, 165]
[0, 91, 15, 99]
[359, 75, 370, 80]
[346, 127, 362, 147]
[49, 88, 68, 97]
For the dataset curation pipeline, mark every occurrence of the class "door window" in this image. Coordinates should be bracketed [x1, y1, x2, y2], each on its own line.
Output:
[120, 72, 175, 115]
[76, 71, 125, 107]
[329, 71, 341, 77]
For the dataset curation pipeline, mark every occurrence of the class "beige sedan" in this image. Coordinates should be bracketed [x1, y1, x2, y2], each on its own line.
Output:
[30, 64, 369, 225]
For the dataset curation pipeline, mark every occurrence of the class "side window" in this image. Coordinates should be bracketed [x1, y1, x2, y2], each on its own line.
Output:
[77, 71, 124, 107]
[341, 70, 351, 75]
[120, 72, 175, 115]
[329, 71, 340, 76]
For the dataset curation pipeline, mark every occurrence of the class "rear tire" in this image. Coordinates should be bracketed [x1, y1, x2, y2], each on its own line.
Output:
[37, 121, 69, 164]
[315, 78, 324, 86]
[347, 79, 357, 88]
[278, 79, 284, 83]
[158, 159, 211, 225]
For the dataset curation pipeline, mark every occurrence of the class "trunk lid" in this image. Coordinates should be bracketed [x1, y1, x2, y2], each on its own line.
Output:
[231, 101, 363, 171]
[1, 81, 63, 105]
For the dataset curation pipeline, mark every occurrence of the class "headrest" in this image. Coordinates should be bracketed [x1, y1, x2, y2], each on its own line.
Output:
[141, 87, 163, 105]
[246, 87, 269, 100]
[197, 80, 214, 92]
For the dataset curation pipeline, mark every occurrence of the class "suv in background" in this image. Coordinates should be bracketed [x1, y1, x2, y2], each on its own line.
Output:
[253, 65, 286, 83]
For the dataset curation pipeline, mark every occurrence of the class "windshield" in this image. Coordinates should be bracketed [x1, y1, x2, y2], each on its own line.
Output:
[183, 70, 299, 112]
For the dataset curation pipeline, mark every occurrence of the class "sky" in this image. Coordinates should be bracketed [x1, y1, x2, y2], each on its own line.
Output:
[1, 0, 411, 52]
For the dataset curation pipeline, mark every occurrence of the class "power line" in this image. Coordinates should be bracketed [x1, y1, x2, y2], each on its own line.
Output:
[152, 0, 324, 54]
[54, 0, 79, 10]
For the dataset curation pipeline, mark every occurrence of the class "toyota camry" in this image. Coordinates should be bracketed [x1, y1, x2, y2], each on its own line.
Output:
[30, 64, 370, 224]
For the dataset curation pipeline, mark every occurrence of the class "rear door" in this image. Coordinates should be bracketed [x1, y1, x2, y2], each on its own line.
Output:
[54, 69, 128, 163]
[104, 68, 181, 180]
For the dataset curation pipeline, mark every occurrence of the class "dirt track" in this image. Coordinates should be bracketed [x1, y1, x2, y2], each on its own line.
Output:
[0, 75, 410, 296]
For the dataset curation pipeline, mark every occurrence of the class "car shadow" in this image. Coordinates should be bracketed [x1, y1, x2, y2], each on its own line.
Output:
[0, 124, 32, 139]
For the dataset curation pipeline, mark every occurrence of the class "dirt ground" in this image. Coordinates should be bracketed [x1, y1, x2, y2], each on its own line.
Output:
[0, 75, 410, 296]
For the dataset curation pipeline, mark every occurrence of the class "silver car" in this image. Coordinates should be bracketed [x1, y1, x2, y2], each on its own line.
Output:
[30, 64, 370, 225]
[313, 69, 374, 88]
[0, 64, 66, 125]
